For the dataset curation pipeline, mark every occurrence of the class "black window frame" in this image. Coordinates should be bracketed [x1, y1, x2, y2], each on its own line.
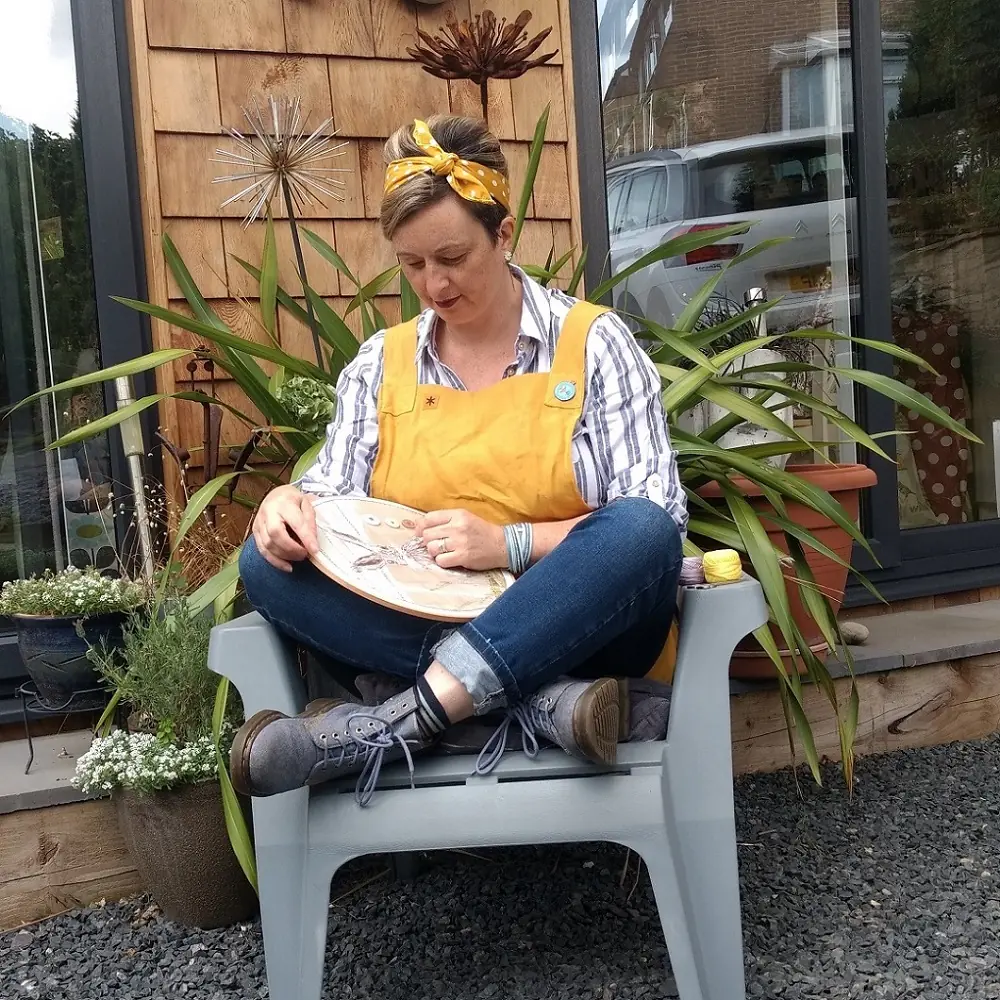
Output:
[0, 0, 157, 722]
[572, 0, 1000, 608]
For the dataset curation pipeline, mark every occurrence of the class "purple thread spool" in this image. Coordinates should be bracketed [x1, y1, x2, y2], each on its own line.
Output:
[680, 556, 705, 586]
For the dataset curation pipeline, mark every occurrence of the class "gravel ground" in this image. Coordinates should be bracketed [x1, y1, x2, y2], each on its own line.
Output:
[3, 736, 1000, 1000]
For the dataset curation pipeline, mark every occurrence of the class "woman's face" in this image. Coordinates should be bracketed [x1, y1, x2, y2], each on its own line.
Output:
[392, 195, 514, 327]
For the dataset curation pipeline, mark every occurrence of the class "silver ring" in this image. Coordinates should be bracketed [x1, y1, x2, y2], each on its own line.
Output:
[439, 538, 451, 554]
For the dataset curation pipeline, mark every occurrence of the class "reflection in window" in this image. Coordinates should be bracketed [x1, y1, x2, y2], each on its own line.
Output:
[0, 0, 118, 585]
[598, 0, 856, 459]
[884, 0, 1000, 527]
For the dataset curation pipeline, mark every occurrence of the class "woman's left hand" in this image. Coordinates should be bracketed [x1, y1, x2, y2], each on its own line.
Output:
[418, 509, 507, 571]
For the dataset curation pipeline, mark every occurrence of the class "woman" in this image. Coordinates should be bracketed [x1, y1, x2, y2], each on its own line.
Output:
[233, 115, 687, 803]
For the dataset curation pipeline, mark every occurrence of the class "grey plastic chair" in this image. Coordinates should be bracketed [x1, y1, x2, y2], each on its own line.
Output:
[209, 576, 767, 1000]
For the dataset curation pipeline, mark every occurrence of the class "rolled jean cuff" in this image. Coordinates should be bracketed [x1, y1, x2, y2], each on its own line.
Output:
[433, 625, 516, 715]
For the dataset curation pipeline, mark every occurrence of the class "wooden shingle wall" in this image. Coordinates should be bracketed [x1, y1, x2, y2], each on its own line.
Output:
[124, 0, 581, 509]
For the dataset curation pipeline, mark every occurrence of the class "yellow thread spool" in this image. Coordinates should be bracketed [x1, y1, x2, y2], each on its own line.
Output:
[703, 548, 742, 584]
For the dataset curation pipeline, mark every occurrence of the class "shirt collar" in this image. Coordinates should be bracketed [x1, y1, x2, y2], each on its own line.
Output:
[414, 266, 551, 360]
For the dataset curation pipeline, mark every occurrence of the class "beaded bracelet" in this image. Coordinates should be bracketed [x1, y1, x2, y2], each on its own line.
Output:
[503, 522, 533, 576]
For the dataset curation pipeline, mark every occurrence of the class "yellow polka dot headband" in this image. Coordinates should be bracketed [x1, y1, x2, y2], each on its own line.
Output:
[384, 120, 511, 212]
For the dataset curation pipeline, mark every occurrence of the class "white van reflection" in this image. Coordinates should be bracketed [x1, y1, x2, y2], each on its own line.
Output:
[606, 127, 856, 332]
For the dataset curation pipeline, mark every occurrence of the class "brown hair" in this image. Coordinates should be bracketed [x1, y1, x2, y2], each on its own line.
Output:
[380, 115, 509, 242]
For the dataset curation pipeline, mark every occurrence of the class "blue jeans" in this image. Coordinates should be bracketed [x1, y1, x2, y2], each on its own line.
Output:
[240, 497, 683, 714]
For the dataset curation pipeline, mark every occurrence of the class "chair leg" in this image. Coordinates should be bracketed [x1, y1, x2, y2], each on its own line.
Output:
[634, 842, 707, 1000]
[252, 793, 325, 1000]
[295, 867, 337, 1000]
[660, 762, 747, 1000]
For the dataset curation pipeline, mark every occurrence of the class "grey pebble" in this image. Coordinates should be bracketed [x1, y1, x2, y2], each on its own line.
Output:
[11, 930, 34, 950]
[3, 735, 1000, 999]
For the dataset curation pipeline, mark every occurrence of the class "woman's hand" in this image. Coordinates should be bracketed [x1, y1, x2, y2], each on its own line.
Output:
[252, 485, 319, 572]
[418, 509, 507, 571]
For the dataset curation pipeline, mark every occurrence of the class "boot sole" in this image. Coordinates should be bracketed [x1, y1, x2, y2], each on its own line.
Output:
[572, 677, 622, 767]
[617, 677, 631, 741]
[230, 709, 286, 797]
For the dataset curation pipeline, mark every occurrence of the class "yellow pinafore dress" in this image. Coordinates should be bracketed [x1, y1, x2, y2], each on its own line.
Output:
[370, 301, 678, 680]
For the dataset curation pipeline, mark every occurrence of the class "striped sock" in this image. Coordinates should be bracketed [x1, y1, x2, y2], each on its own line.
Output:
[415, 676, 450, 740]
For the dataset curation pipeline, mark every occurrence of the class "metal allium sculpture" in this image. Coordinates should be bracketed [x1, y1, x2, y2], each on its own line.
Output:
[213, 96, 350, 366]
[408, 9, 559, 121]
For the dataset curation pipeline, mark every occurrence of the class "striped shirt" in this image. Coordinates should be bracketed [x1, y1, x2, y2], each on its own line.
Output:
[300, 268, 688, 533]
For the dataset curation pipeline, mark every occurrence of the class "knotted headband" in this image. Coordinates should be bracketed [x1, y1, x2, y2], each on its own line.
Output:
[384, 119, 511, 212]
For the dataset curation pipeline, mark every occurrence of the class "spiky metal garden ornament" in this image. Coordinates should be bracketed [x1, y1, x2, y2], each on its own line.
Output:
[213, 96, 350, 366]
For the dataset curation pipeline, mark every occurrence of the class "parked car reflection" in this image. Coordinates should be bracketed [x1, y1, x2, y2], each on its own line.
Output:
[607, 127, 857, 333]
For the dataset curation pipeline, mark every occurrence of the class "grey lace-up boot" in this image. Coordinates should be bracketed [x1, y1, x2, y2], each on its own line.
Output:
[476, 676, 623, 774]
[230, 688, 437, 805]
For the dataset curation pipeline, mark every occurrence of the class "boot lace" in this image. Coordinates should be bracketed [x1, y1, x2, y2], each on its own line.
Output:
[474, 696, 556, 775]
[318, 713, 416, 807]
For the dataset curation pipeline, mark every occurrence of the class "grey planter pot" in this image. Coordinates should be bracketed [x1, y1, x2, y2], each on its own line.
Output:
[12, 611, 128, 709]
[116, 780, 258, 929]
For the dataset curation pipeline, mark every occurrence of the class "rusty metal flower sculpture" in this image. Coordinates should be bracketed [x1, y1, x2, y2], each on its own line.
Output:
[407, 9, 559, 120]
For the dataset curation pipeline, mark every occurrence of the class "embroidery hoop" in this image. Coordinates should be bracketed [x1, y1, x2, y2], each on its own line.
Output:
[309, 496, 515, 621]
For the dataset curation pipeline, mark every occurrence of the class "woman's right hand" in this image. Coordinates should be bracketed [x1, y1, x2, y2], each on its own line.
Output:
[252, 485, 319, 572]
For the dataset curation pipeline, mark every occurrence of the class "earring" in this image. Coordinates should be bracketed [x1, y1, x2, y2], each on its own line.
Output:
[504, 250, 513, 263]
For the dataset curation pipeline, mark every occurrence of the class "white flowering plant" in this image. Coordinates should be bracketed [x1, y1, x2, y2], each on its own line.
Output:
[0, 566, 147, 618]
[73, 729, 226, 795]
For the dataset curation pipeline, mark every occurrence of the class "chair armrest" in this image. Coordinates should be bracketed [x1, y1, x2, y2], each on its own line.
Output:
[666, 577, 767, 750]
[208, 611, 307, 719]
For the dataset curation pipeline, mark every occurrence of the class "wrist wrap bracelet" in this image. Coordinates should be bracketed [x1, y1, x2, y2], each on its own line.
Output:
[503, 522, 533, 576]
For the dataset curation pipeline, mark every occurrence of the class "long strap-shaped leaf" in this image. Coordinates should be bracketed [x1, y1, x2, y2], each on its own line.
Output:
[344, 266, 401, 316]
[780, 328, 939, 376]
[5, 349, 191, 414]
[304, 287, 361, 366]
[213, 676, 258, 893]
[187, 558, 242, 616]
[659, 332, 790, 412]
[723, 489, 803, 698]
[588, 222, 753, 303]
[173, 471, 241, 553]
[292, 440, 324, 482]
[723, 377, 892, 461]
[113, 296, 330, 382]
[512, 104, 550, 250]
[696, 381, 816, 455]
[399, 273, 423, 322]
[163, 233, 269, 393]
[48, 394, 167, 449]
[673, 434, 875, 556]
[828, 366, 980, 442]
[259, 215, 278, 341]
[649, 298, 775, 362]
[673, 237, 790, 334]
[301, 227, 361, 288]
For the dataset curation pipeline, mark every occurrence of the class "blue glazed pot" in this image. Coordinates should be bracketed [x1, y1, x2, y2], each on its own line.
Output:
[13, 611, 129, 710]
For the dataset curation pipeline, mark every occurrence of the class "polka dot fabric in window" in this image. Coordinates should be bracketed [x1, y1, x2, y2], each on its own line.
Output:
[893, 308, 972, 524]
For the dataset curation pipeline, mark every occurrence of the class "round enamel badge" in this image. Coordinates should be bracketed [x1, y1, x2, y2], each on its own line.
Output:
[554, 380, 577, 401]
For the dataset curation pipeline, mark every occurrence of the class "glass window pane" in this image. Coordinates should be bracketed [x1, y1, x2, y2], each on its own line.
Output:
[883, 1, 999, 527]
[598, 0, 857, 458]
[0, 1, 118, 588]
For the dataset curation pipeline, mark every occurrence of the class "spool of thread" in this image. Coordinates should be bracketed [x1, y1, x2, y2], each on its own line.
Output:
[679, 556, 705, 586]
[703, 549, 742, 584]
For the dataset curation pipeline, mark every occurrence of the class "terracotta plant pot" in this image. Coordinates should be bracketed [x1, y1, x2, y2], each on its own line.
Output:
[12, 611, 128, 710]
[698, 463, 877, 678]
[116, 780, 258, 929]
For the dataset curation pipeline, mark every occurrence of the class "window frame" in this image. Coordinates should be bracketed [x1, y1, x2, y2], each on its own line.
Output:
[0, 0, 157, 722]
[572, 0, 1000, 608]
